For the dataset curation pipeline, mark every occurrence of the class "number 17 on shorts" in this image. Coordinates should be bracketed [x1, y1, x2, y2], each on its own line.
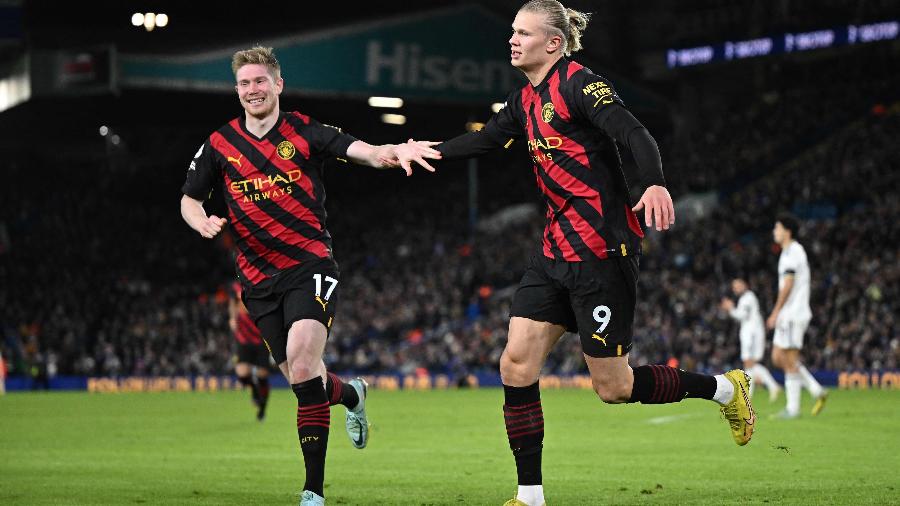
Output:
[312, 273, 338, 312]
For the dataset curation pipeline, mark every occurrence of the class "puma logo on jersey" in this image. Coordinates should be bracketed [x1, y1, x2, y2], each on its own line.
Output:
[315, 296, 328, 311]
[591, 334, 608, 346]
[593, 95, 614, 108]
[227, 155, 243, 167]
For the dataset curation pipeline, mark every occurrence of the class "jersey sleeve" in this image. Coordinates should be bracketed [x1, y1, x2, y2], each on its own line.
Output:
[781, 247, 801, 275]
[566, 69, 666, 188]
[306, 116, 359, 159]
[567, 70, 626, 128]
[731, 295, 752, 322]
[436, 90, 524, 160]
[748, 293, 760, 316]
[181, 138, 219, 201]
[482, 89, 526, 145]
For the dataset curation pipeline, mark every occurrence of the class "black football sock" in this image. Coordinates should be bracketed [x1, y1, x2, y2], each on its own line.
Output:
[237, 374, 260, 403]
[325, 372, 360, 409]
[503, 382, 543, 486]
[257, 376, 270, 406]
[293, 378, 330, 497]
[256, 376, 270, 418]
[628, 365, 716, 403]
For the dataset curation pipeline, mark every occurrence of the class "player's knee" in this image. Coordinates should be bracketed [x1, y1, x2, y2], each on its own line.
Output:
[592, 377, 630, 404]
[783, 359, 799, 373]
[500, 350, 537, 385]
[288, 362, 318, 384]
[772, 351, 787, 369]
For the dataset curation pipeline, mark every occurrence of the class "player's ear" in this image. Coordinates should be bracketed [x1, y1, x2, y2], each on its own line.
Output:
[275, 77, 284, 94]
[546, 34, 562, 54]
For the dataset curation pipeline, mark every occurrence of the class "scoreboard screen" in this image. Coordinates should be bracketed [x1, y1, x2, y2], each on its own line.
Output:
[666, 20, 899, 69]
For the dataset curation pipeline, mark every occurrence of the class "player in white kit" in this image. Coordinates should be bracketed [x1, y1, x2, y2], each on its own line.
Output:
[722, 278, 781, 401]
[766, 214, 828, 418]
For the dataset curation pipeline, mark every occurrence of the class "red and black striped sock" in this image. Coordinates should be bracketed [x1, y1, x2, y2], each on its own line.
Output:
[503, 382, 543, 486]
[628, 365, 716, 404]
[293, 378, 330, 497]
[325, 372, 360, 409]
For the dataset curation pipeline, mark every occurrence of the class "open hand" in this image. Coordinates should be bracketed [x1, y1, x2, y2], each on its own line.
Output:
[632, 185, 674, 231]
[395, 139, 442, 176]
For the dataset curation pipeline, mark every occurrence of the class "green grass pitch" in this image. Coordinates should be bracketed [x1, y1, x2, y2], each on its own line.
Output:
[2, 388, 898, 505]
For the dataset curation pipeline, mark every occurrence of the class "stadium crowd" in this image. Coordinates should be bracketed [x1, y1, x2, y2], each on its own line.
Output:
[2, 76, 897, 384]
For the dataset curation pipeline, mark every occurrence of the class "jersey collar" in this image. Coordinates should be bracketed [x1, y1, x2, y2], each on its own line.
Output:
[530, 57, 568, 92]
[238, 111, 285, 142]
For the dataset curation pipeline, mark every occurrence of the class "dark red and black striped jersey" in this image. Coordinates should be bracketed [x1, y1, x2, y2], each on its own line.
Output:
[182, 111, 357, 286]
[482, 58, 645, 261]
[230, 282, 262, 345]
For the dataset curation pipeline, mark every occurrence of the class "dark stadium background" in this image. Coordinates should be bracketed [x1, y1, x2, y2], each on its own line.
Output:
[1, 0, 897, 390]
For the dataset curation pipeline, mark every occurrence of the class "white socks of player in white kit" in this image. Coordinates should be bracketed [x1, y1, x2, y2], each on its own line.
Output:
[517, 485, 544, 506]
[712, 374, 735, 405]
[785, 372, 802, 416]
[749, 363, 780, 397]
[797, 363, 825, 398]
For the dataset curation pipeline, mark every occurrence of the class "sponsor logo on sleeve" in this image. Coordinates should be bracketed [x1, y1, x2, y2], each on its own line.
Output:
[582, 80, 615, 108]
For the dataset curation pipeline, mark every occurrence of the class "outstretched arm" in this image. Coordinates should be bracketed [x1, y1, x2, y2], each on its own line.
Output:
[345, 140, 442, 176]
[435, 130, 507, 160]
[435, 92, 523, 161]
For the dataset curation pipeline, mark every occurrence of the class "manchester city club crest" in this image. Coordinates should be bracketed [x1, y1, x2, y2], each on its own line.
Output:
[276, 140, 296, 160]
[541, 102, 555, 123]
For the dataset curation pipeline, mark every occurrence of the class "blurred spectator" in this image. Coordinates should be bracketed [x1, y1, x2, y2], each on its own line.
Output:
[1, 69, 897, 380]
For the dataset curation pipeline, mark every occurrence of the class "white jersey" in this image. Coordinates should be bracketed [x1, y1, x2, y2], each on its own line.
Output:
[729, 290, 765, 340]
[777, 241, 812, 322]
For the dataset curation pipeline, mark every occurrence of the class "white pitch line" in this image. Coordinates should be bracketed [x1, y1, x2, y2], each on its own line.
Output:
[645, 413, 699, 425]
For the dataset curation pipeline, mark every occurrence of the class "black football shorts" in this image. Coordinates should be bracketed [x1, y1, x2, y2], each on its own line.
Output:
[509, 254, 638, 358]
[241, 258, 340, 365]
[236, 341, 271, 368]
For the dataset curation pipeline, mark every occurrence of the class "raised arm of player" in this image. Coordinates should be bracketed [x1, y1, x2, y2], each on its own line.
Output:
[180, 195, 227, 239]
[767, 274, 794, 329]
[720, 296, 736, 314]
[727, 296, 751, 322]
[345, 140, 442, 176]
